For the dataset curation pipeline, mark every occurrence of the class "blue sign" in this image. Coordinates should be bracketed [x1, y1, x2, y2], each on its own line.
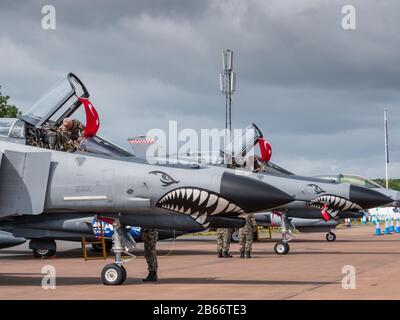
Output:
[92, 219, 142, 239]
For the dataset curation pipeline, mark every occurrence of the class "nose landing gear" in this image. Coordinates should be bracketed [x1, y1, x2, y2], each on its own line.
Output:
[100, 219, 136, 286]
[102, 263, 127, 286]
[274, 241, 290, 255]
[273, 211, 294, 255]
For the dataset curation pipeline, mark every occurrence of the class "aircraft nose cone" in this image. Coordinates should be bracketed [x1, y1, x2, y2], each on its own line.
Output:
[350, 185, 393, 209]
[220, 172, 294, 212]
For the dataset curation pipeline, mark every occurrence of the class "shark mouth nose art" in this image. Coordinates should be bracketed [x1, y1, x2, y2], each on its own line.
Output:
[157, 187, 244, 228]
[310, 195, 362, 217]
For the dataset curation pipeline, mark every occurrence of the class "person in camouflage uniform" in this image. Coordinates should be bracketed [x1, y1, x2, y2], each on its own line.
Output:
[141, 228, 158, 282]
[216, 228, 233, 258]
[57, 118, 85, 152]
[239, 213, 257, 258]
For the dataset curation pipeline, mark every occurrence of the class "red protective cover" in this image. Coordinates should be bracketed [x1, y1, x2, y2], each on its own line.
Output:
[258, 137, 272, 162]
[321, 204, 331, 221]
[79, 97, 100, 137]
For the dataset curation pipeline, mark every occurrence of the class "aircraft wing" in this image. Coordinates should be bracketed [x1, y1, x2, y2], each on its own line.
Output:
[0, 149, 51, 218]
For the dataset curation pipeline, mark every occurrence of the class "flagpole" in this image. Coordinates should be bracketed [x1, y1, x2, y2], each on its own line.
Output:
[384, 109, 389, 188]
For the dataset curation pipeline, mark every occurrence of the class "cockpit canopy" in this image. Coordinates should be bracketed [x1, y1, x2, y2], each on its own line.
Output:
[0, 118, 25, 141]
[0, 72, 133, 158]
[21, 73, 88, 129]
[0, 118, 17, 137]
[79, 136, 132, 158]
[315, 174, 383, 189]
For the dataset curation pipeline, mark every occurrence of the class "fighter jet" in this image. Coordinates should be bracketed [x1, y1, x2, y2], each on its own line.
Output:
[0, 73, 295, 285]
[0, 74, 392, 281]
[131, 126, 393, 254]
[314, 174, 400, 208]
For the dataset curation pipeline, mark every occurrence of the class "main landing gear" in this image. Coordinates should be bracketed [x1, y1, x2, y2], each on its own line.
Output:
[273, 211, 294, 255]
[100, 219, 136, 285]
[326, 231, 336, 242]
[30, 239, 57, 258]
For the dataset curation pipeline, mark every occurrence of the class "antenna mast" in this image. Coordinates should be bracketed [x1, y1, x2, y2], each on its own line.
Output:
[219, 49, 236, 152]
[384, 109, 389, 188]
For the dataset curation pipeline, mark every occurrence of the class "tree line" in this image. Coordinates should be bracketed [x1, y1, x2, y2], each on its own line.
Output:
[0, 86, 21, 118]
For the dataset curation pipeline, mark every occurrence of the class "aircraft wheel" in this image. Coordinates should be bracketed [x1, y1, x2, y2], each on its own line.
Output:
[230, 229, 240, 243]
[101, 264, 127, 285]
[274, 241, 289, 255]
[326, 232, 336, 242]
[33, 248, 56, 258]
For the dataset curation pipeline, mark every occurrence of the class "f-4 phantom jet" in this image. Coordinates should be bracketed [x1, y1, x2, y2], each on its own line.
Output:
[130, 125, 394, 254]
[0, 73, 296, 285]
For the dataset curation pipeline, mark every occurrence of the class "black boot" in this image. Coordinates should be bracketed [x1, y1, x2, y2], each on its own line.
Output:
[223, 251, 233, 258]
[245, 251, 251, 259]
[240, 251, 245, 259]
[218, 251, 224, 258]
[143, 271, 158, 282]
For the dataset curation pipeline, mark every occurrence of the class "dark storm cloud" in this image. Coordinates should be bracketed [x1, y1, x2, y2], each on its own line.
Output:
[0, 0, 399, 177]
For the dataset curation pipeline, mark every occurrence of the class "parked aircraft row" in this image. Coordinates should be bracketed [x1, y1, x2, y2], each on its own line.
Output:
[0, 73, 397, 284]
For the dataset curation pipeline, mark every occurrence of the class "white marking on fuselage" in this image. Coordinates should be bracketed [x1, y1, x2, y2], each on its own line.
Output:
[198, 191, 209, 205]
[192, 189, 200, 202]
[63, 195, 108, 201]
[206, 194, 218, 208]
[211, 198, 230, 215]
[196, 214, 207, 224]
[185, 188, 193, 199]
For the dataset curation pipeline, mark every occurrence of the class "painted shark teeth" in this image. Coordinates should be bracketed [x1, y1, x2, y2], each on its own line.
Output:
[310, 194, 362, 218]
[157, 187, 244, 227]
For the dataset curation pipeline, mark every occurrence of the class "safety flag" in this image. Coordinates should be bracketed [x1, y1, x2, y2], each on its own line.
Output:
[258, 137, 272, 162]
[79, 97, 100, 137]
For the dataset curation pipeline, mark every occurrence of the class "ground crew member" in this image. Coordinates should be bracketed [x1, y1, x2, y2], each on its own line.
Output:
[57, 117, 85, 152]
[216, 228, 233, 258]
[239, 213, 257, 258]
[141, 228, 158, 282]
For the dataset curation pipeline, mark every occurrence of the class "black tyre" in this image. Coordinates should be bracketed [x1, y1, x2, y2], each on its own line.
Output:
[33, 248, 56, 258]
[101, 264, 127, 285]
[326, 232, 336, 242]
[274, 241, 290, 255]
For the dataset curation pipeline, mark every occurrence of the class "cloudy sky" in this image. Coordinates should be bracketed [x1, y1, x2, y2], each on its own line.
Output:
[0, 0, 399, 178]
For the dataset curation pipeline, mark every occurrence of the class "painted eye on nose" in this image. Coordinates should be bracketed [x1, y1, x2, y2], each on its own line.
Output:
[161, 173, 173, 182]
[149, 170, 180, 187]
[307, 184, 326, 194]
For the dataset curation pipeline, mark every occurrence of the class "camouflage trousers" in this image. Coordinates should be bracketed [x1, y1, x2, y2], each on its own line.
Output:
[216, 228, 232, 253]
[239, 220, 255, 253]
[142, 228, 158, 272]
[239, 230, 253, 253]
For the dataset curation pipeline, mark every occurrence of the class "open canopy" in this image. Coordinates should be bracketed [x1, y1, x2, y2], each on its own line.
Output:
[21, 73, 89, 128]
